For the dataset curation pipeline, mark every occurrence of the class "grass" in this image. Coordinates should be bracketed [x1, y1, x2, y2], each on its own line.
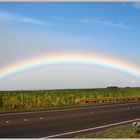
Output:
[0, 87, 140, 112]
[78, 123, 140, 138]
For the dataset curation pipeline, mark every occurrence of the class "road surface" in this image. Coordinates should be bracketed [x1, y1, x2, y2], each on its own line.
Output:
[0, 101, 140, 138]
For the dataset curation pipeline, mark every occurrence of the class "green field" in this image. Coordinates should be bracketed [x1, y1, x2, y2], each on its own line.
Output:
[0, 87, 140, 111]
[78, 123, 140, 138]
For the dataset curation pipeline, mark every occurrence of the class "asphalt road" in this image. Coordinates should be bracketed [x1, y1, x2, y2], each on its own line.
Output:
[0, 101, 140, 138]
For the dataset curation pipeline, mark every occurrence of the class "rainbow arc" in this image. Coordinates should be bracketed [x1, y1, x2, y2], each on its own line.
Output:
[0, 53, 140, 79]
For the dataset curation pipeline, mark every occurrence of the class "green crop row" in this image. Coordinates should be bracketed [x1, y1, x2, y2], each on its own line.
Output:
[0, 87, 140, 111]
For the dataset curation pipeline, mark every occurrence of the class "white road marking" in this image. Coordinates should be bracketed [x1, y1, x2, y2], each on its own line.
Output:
[0, 102, 139, 117]
[5, 121, 9, 123]
[24, 119, 28, 122]
[40, 117, 43, 120]
[46, 118, 140, 138]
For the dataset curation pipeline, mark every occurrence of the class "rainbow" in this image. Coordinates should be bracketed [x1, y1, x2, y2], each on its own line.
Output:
[0, 53, 140, 79]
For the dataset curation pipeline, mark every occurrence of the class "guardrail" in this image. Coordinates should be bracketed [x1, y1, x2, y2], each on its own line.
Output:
[77, 96, 140, 104]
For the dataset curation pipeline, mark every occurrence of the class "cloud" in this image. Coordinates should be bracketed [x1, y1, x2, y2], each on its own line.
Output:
[133, 2, 140, 10]
[0, 11, 50, 26]
[58, 17, 133, 30]
[80, 18, 132, 30]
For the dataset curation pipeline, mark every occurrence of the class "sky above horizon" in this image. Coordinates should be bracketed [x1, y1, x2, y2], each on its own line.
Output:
[0, 2, 140, 90]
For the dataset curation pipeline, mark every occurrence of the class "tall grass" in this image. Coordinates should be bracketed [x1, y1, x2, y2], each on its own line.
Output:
[0, 87, 140, 111]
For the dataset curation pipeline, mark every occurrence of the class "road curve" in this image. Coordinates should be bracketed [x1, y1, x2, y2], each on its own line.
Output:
[0, 101, 140, 138]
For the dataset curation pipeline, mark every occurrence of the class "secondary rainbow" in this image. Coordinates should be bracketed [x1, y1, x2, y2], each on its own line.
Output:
[0, 53, 140, 79]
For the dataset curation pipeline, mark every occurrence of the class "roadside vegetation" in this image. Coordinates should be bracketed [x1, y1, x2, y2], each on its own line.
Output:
[0, 87, 140, 111]
[78, 123, 140, 138]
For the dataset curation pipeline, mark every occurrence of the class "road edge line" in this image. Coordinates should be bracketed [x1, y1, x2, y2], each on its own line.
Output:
[0, 102, 139, 117]
[46, 118, 140, 138]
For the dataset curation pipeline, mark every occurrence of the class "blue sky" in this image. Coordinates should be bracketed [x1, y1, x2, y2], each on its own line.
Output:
[1, 2, 140, 57]
[0, 2, 140, 90]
